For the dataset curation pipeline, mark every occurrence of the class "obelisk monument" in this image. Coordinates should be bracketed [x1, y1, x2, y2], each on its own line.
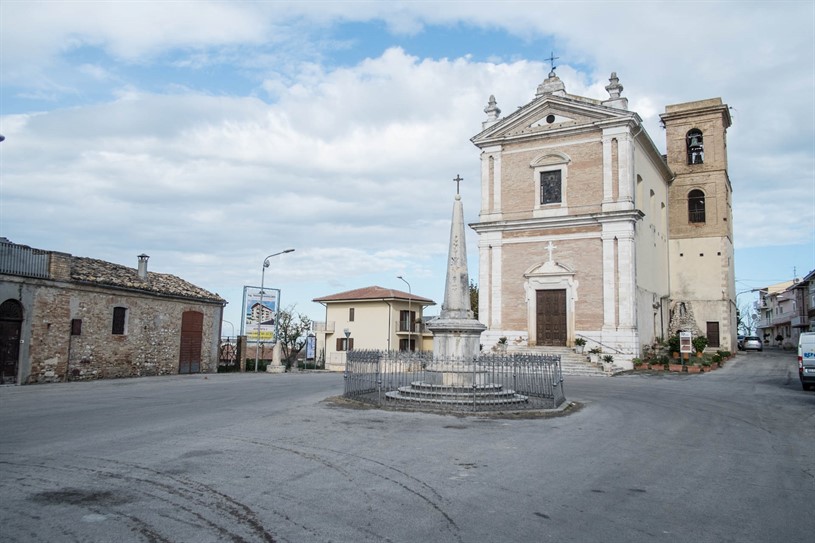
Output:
[426, 175, 486, 361]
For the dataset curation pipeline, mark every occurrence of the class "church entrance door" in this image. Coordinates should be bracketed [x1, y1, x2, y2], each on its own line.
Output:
[536, 289, 566, 346]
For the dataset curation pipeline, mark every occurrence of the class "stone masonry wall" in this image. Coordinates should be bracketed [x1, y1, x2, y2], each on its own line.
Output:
[23, 281, 221, 383]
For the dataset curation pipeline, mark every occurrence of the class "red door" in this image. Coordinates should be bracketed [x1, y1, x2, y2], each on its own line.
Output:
[536, 290, 567, 346]
[179, 311, 203, 374]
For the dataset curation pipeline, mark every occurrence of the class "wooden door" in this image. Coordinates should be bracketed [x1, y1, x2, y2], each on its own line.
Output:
[706, 321, 720, 348]
[179, 311, 203, 374]
[0, 300, 23, 384]
[536, 290, 567, 346]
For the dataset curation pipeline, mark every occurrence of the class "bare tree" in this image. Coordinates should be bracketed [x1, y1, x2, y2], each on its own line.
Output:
[738, 300, 758, 335]
[276, 305, 313, 369]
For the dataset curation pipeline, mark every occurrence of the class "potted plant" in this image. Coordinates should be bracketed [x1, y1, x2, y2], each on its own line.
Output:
[702, 360, 712, 372]
[668, 352, 684, 372]
[692, 335, 708, 357]
[668, 334, 681, 359]
[602, 354, 614, 372]
[588, 347, 602, 364]
[686, 359, 701, 373]
[651, 355, 668, 371]
[632, 357, 645, 370]
[496, 336, 508, 353]
[574, 337, 586, 354]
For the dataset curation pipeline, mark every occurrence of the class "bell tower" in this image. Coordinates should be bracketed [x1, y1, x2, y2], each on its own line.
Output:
[660, 98, 736, 352]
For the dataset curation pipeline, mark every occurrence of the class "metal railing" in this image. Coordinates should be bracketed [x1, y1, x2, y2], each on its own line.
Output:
[344, 350, 565, 412]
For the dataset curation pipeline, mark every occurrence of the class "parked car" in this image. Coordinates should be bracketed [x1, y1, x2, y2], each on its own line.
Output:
[798, 332, 815, 391]
[743, 336, 763, 351]
[737, 335, 745, 350]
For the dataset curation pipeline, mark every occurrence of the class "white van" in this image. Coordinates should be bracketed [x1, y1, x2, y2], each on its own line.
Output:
[798, 332, 815, 391]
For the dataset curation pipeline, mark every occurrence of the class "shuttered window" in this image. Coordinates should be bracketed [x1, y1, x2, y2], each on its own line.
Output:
[336, 338, 354, 351]
[112, 307, 127, 335]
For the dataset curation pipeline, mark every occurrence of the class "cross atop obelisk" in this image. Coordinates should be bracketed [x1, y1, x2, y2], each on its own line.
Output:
[453, 174, 463, 195]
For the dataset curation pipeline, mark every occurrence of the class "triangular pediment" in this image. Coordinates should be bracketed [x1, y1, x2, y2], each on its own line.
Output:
[473, 95, 636, 145]
[524, 260, 575, 277]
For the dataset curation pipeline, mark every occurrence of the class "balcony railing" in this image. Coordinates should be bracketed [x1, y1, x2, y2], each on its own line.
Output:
[313, 321, 335, 333]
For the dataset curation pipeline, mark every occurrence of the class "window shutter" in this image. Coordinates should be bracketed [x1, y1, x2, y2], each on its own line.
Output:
[112, 307, 126, 335]
[349, 338, 354, 350]
[336, 338, 343, 351]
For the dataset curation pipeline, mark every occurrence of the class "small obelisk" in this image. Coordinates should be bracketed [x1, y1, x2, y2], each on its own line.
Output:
[427, 175, 486, 361]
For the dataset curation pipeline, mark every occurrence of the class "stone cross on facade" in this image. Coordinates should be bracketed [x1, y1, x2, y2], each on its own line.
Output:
[546, 240, 557, 263]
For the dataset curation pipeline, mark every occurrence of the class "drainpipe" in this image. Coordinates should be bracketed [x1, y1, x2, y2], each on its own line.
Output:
[384, 300, 392, 351]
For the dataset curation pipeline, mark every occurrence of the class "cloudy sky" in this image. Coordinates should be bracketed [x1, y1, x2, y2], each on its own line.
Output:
[1, 1, 813, 332]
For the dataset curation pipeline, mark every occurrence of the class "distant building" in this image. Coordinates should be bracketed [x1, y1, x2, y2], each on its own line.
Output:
[756, 270, 815, 348]
[471, 70, 736, 365]
[0, 239, 226, 384]
[313, 286, 435, 371]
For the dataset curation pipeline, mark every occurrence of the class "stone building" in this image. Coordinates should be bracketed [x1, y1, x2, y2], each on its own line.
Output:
[470, 69, 736, 366]
[0, 239, 226, 384]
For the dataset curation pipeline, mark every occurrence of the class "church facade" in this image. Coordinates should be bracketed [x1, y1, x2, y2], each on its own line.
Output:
[470, 70, 735, 366]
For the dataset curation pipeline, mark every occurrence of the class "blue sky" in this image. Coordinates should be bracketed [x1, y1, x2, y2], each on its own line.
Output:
[1, 1, 813, 331]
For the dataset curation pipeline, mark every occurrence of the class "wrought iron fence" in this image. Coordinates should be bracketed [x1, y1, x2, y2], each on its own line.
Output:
[218, 338, 239, 372]
[344, 350, 565, 412]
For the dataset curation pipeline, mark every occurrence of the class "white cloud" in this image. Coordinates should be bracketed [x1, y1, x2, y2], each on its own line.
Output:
[1, 1, 813, 326]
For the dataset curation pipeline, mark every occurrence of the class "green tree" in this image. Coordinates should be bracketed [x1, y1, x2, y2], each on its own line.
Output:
[469, 280, 479, 320]
[277, 305, 313, 369]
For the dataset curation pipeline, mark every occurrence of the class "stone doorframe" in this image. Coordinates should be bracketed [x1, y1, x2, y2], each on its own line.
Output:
[523, 261, 578, 346]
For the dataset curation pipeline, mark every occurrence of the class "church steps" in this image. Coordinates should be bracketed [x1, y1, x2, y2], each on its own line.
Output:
[505, 345, 611, 376]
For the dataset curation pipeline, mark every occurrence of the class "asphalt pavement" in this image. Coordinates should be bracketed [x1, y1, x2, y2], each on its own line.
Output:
[1, 349, 812, 543]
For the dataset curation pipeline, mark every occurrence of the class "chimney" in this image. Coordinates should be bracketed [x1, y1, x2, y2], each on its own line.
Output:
[137, 254, 149, 280]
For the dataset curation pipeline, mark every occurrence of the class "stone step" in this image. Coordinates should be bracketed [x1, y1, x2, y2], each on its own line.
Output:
[506, 345, 609, 376]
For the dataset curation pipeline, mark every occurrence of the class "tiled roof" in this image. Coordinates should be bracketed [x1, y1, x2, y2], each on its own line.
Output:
[313, 285, 435, 304]
[71, 256, 225, 303]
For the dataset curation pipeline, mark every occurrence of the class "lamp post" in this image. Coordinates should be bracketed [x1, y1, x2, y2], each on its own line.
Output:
[397, 275, 412, 352]
[255, 249, 295, 372]
[222, 319, 235, 339]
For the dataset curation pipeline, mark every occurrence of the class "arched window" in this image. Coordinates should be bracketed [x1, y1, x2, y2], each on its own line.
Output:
[686, 129, 704, 164]
[688, 189, 705, 223]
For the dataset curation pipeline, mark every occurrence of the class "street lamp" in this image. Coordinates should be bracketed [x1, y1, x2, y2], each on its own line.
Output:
[222, 319, 235, 339]
[397, 275, 412, 352]
[255, 249, 295, 372]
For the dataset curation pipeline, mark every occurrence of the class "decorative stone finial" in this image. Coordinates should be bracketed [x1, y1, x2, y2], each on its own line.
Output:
[602, 71, 628, 110]
[605, 72, 623, 99]
[484, 95, 501, 122]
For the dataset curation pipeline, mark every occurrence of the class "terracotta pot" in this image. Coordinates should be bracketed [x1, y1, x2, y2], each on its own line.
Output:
[686, 365, 701, 373]
[650, 364, 664, 371]
[668, 363, 684, 372]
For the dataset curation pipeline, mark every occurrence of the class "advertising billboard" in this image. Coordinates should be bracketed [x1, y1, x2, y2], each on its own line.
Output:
[241, 286, 280, 343]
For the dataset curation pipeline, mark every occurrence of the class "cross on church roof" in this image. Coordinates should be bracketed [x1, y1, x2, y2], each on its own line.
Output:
[545, 51, 560, 76]
[453, 174, 463, 195]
